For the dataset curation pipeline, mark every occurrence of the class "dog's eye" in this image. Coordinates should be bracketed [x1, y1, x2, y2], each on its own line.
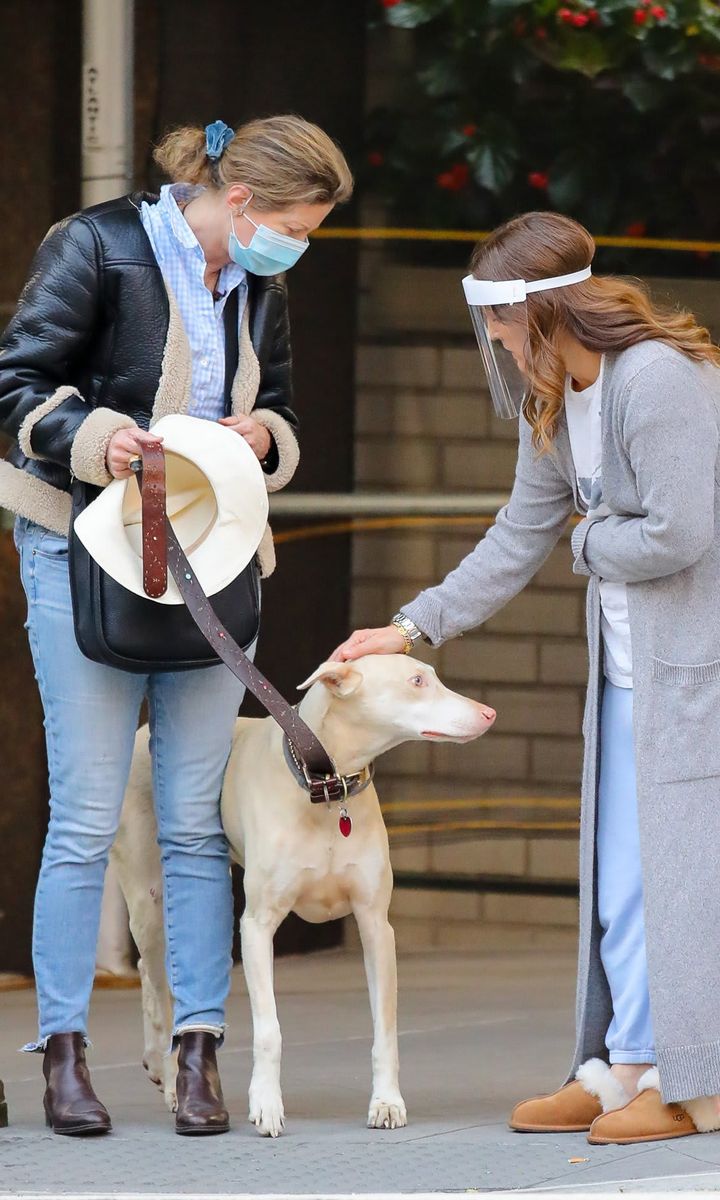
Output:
[410, 673, 427, 688]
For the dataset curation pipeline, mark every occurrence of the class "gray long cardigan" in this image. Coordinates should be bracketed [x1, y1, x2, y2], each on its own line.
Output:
[404, 339, 720, 1103]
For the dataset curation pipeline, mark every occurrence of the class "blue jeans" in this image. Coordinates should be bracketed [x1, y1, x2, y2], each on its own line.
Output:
[597, 680, 656, 1065]
[14, 517, 255, 1048]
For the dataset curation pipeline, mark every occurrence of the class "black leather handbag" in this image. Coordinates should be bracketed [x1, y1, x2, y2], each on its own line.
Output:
[68, 288, 261, 673]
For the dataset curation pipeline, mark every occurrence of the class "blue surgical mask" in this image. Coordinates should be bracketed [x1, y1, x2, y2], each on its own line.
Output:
[228, 203, 309, 276]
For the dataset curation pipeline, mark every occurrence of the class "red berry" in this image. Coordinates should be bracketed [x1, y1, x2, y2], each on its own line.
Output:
[381, 0, 402, 7]
[558, 7, 573, 22]
[571, 12, 590, 25]
[588, 8, 600, 23]
[462, 123, 478, 137]
[450, 162, 470, 188]
[650, 4, 666, 18]
[625, 221, 647, 237]
[528, 171, 550, 190]
[535, 25, 548, 39]
[367, 151, 384, 167]
[438, 163, 470, 192]
[633, 8, 648, 23]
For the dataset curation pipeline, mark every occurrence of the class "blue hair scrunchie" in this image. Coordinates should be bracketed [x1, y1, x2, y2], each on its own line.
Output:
[205, 120, 235, 161]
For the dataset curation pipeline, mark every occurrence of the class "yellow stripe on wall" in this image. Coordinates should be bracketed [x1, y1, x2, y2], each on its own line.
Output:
[273, 513, 586, 545]
[312, 226, 720, 254]
[386, 818, 580, 835]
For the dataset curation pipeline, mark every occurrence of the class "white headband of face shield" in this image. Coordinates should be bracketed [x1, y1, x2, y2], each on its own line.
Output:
[462, 265, 592, 306]
[461, 265, 593, 420]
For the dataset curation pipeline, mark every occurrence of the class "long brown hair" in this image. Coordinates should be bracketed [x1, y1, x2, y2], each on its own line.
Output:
[470, 212, 720, 452]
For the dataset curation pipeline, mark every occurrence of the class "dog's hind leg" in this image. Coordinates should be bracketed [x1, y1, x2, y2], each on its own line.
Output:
[354, 903, 407, 1130]
[241, 903, 287, 1137]
[113, 728, 176, 1111]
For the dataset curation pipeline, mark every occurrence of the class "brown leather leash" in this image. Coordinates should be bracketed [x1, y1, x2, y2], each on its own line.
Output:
[140, 447, 169, 600]
[130, 446, 347, 802]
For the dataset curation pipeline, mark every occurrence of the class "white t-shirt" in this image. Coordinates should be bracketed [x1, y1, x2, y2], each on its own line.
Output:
[564, 358, 633, 688]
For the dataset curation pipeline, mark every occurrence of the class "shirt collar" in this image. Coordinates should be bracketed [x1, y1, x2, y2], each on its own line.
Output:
[154, 183, 247, 295]
[157, 183, 206, 253]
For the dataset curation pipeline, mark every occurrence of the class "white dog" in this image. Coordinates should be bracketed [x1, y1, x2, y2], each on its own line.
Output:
[111, 654, 496, 1137]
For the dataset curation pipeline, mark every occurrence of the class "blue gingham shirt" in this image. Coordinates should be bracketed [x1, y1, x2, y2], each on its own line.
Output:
[140, 184, 248, 422]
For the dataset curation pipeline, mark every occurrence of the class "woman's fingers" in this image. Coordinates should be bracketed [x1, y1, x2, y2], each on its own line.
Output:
[106, 426, 164, 479]
[219, 414, 271, 460]
[219, 415, 253, 431]
[328, 633, 363, 662]
[130, 428, 164, 447]
[329, 626, 407, 661]
[328, 629, 373, 661]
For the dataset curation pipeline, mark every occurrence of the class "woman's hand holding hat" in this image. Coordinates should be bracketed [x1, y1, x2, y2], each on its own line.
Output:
[106, 426, 164, 479]
[218, 414, 272, 461]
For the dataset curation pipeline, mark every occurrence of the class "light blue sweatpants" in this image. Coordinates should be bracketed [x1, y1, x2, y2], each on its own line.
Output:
[596, 680, 656, 1065]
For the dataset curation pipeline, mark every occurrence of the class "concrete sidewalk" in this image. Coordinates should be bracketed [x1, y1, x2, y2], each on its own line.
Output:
[2, 945, 720, 1195]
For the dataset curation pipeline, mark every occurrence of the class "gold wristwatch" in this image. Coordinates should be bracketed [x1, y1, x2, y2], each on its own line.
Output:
[391, 611, 423, 654]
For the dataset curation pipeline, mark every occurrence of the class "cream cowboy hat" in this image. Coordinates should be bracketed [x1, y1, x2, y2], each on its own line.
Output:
[73, 414, 269, 605]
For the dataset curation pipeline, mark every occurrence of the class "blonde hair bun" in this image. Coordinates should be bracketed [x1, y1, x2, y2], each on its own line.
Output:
[154, 114, 353, 210]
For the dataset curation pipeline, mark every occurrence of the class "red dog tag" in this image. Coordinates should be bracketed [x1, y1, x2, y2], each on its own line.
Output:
[339, 810, 352, 838]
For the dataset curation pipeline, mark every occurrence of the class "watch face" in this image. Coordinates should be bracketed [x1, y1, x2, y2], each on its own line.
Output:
[395, 614, 419, 639]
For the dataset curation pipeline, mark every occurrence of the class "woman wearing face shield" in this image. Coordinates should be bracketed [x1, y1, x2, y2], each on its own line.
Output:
[0, 115, 352, 1136]
[332, 210, 720, 1145]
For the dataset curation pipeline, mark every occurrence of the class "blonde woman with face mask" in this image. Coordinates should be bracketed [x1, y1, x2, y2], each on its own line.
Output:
[0, 115, 352, 1137]
[333, 211, 720, 1146]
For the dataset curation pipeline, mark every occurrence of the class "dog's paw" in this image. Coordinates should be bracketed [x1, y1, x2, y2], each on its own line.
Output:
[142, 1053, 164, 1090]
[248, 1103, 285, 1138]
[163, 1050, 179, 1112]
[368, 1094, 407, 1130]
[249, 1088, 285, 1138]
[248, 1084, 285, 1137]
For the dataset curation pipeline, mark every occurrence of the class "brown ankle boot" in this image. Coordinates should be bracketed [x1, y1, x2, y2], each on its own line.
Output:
[175, 1031, 229, 1135]
[43, 1033, 112, 1136]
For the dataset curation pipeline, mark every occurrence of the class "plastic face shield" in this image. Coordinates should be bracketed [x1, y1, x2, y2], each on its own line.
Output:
[462, 266, 592, 419]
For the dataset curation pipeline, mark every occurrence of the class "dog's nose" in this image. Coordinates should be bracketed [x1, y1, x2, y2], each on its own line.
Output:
[482, 706, 496, 723]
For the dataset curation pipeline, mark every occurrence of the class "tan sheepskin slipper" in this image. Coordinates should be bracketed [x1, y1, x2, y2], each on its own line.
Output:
[509, 1058, 628, 1133]
[588, 1067, 720, 1145]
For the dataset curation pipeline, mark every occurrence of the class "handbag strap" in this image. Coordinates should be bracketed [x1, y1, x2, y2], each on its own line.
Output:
[131, 444, 345, 799]
[222, 285, 239, 416]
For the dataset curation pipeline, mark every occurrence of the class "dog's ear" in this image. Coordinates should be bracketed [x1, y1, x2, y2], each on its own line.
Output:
[297, 661, 363, 697]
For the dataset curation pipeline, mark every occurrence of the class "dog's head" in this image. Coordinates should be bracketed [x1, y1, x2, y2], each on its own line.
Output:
[297, 655, 495, 749]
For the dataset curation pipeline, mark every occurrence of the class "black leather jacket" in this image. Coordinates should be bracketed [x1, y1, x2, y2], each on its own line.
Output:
[0, 192, 297, 493]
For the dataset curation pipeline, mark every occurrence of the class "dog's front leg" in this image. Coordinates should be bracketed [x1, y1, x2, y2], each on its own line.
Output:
[111, 738, 176, 1113]
[354, 905, 407, 1130]
[113, 858, 177, 1111]
[241, 907, 286, 1137]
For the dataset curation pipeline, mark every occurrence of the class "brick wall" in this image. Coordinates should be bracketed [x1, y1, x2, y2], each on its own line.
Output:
[348, 264, 720, 947]
[351, 336, 584, 945]
[352, 338, 588, 802]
